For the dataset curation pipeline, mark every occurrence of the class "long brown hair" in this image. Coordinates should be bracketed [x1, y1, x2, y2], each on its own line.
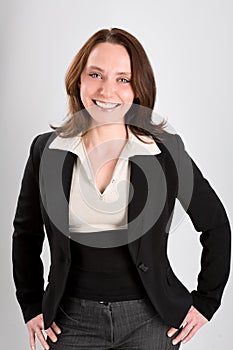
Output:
[51, 28, 167, 142]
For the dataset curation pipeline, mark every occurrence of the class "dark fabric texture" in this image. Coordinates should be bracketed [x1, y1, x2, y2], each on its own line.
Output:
[12, 131, 231, 329]
[64, 238, 148, 301]
[46, 296, 182, 349]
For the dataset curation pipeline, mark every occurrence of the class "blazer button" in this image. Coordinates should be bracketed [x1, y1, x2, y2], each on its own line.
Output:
[138, 263, 149, 272]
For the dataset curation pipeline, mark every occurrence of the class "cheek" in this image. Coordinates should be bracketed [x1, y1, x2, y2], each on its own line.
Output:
[80, 82, 90, 96]
[80, 84, 95, 106]
[80, 77, 97, 96]
[120, 87, 135, 102]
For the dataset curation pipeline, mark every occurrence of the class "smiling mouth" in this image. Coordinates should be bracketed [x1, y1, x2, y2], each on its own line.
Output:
[92, 100, 121, 110]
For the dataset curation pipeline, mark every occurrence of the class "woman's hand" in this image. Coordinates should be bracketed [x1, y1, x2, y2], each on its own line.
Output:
[167, 306, 208, 345]
[26, 313, 61, 350]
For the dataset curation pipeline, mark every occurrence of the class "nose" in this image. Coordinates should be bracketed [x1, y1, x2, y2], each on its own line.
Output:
[99, 79, 116, 99]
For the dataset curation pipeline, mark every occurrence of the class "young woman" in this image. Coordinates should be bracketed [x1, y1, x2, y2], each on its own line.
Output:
[12, 28, 231, 350]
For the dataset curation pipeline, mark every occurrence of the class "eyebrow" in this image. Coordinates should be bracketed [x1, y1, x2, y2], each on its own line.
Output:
[87, 65, 131, 75]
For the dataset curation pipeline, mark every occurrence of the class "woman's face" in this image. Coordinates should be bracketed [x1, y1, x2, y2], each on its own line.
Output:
[80, 42, 135, 124]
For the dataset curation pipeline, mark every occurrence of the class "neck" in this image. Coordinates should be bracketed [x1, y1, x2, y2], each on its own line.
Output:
[82, 123, 129, 151]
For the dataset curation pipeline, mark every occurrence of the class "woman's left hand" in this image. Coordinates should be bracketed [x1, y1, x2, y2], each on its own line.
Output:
[167, 306, 208, 345]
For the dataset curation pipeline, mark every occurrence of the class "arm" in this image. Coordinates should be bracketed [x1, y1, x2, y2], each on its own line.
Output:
[176, 133, 231, 319]
[12, 134, 45, 323]
[167, 134, 231, 344]
[12, 135, 61, 349]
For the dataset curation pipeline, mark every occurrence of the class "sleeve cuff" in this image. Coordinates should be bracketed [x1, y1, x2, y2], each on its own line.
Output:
[191, 290, 220, 321]
[20, 302, 43, 324]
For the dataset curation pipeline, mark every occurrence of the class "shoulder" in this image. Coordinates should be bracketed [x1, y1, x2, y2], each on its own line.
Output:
[27, 132, 57, 170]
[29, 131, 57, 155]
[155, 131, 184, 160]
[32, 131, 56, 149]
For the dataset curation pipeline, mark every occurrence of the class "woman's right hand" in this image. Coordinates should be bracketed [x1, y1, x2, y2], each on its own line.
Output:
[26, 313, 61, 350]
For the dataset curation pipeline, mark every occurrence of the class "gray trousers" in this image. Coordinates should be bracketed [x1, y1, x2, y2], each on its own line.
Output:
[47, 296, 181, 349]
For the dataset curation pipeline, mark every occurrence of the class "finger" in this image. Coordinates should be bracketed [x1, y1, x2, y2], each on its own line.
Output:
[180, 320, 190, 328]
[51, 322, 61, 334]
[167, 327, 178, 337]
[181, 325, 199, 344]
[29, 329, 36, 350]
[45, 327, 58, 343]
[172, 323, 195, 345]
[35, 329, 50, 350]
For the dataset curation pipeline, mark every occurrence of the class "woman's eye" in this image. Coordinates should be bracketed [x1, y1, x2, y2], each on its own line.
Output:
[89, 73, 101, 79]
[119, 78, 130, 83]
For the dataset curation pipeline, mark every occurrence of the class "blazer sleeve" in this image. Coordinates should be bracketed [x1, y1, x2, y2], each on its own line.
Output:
[12, 134, 45, 324]
[175, 134, 231, 321]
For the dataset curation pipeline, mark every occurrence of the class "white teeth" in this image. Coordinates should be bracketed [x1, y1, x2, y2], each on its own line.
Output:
[95, 100, 120, 109]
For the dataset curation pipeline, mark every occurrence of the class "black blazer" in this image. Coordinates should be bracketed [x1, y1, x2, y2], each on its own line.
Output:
[12, 131, 231, 329]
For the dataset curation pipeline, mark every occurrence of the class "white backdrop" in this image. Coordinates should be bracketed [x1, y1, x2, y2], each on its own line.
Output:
[1, 0, 232, 349]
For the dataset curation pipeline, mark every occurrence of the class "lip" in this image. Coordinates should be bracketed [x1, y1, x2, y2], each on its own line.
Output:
[92, 99, 121, 105]
[92, 99, 121, 112]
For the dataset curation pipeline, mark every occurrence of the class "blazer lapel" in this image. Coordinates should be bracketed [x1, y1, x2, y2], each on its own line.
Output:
[127, 155, 148, 262]
[62, 151, 77, 203]
[127, 152, 166, 263]
[40, 148, 76, 240]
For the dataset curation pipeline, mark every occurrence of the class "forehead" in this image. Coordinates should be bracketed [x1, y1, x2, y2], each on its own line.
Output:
[86, 42, 131, 71]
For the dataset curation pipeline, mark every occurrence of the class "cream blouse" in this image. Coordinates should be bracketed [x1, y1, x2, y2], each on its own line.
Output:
[49, 127, 161, 233]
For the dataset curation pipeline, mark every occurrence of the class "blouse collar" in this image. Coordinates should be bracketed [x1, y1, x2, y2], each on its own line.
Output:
[49, 126, 161, 157]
